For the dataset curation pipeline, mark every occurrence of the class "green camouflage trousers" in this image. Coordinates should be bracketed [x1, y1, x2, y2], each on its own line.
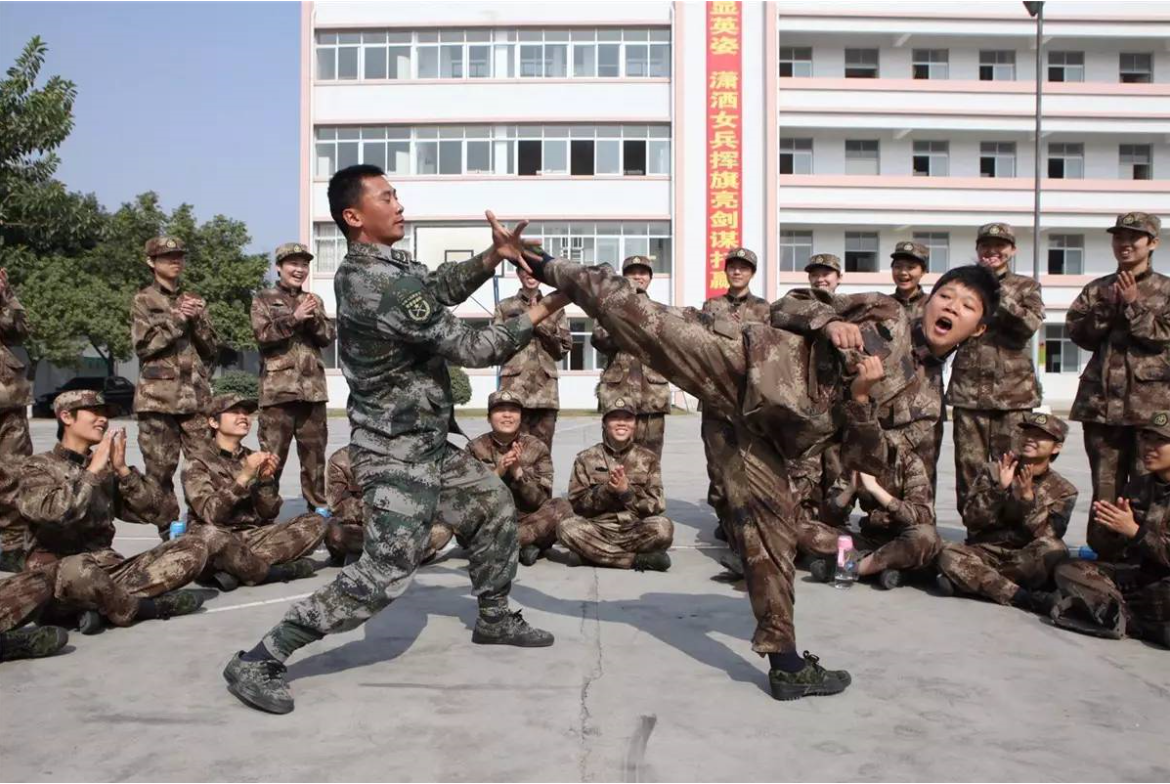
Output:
[264, 443, 519, 659]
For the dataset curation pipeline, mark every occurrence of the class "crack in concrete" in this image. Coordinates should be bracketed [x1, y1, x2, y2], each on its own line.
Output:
[577, 568, 604, 782]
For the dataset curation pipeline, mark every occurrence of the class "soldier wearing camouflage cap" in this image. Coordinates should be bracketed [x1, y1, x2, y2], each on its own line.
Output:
[251, 241, 336, 511]
[1051, 409, 1170, 646]
[593, 256, 674, 460]
[890, 241, 930, 321]
[559, 397, 674, 572]
[0, 263, 33, 482]
[805, 253, 843, 294]
[180, 391, 326, 593]
[947, 221, 1044, 514]
[132, 235, 219, 527]
[936, 410, 1077, 613]
[1068, 211, 1167, 560]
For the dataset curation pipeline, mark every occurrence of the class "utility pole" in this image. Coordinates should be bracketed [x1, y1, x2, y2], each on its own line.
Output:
[1026, 1, 1045, 380]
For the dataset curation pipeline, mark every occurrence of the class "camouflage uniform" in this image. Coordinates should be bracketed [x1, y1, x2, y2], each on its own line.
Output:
[0, 567, 57, 633]
[1053, 413, 1170, 636]
[131, 237, 218, 525]
[260, 243, 533, 661]
[0, 460, 24, 572]
[181, 397, 327, 586]
[893, 287, 927, 322]
[937, 413, 1075, 604]
[0, 283, 32, 461]
[494, 287, 570, 451]
[699, 248, 771, 540]
[890, 241, 930, 322]
[1067, 213, 1170, 560]
[252, 242, 336, 508]
[947, 224, 1044, 512]
[18, 392, 208, 626]
[559, 401, 673, 568]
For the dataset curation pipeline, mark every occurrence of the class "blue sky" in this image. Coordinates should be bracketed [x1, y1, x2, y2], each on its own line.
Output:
[0, 1, 300, 254]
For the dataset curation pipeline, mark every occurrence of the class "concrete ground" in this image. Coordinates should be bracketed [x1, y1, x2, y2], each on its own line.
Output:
[2, 413, 1167, 782]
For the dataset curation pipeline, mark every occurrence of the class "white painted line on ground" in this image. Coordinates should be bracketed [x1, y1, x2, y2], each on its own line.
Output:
[203, 593, 314, 613]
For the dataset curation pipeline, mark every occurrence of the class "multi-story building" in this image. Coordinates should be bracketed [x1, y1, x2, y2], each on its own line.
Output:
[301, 1, 1170, 409]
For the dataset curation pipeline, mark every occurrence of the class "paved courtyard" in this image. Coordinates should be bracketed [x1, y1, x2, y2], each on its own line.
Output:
[2, 412, 1166, 782]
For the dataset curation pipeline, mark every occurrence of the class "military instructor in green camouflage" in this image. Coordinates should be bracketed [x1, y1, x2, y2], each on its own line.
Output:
[223, 165, 569, 714]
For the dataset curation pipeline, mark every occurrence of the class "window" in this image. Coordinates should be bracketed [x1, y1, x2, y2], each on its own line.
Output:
[1048, 51, 1084, 82]
[1048, 234, 1084, 275]
[980, 142, 1016, 178]
[912, 49, 948, 80]
[321, 320, 340, 368]
[912, 141, 949, 177]
[316, 32, 360, 80]
[779, 138, 813, 174]
[779, 47, 813, 77]
[564, 318, 599, 370]
[1120, 144, 1152, 180]
[312, 223, 347, 275]
[844, 48, 879, 78]
[979, 50, 1016, 81]
[1048, 143, 1084, 179]
[525, 221, 672, 275]
[623, 29, 671, 78]
[845, 140, 880, 175]
[1044, 324, 1081, 374]
[779, 230, 813, 272]
[845, 232, 879, 272]
[913, 232, 950, 273]
[1120, 52, 1153, 84]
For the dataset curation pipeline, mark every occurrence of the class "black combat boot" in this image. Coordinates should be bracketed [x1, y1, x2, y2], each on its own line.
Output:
[768, 651, 852, 701]
[78, 610, 105, 635]
[633, 551, 671, 572]
[137, 590, 205, 621]
[719, 552, 744, 578]
[212, 572, 240, 592]
[808, 557, 835, 584]
[935, 573, 956, 597]
[878, 569, 904, 590]
[0, 625, 69, 661]
[223, 652, 294, 714]
[265, 558, 316, 583]
[1130, 618, 1170, 649]
[518, 545, 542, 567]
[472, 610, 554, 647]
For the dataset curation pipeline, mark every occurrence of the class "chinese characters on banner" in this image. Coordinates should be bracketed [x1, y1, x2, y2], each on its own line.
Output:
[705, 1, 743, 298]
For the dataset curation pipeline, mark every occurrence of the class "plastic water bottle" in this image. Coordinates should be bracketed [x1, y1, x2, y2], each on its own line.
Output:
[315, 506, 333, 519]
[834, 535, 859, 589]
[1068, 545, 1097, 560]
[168, 520, 186, 539]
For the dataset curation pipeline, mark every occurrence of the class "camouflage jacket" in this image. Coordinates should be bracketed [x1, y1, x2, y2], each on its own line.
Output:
[182, 444, 282, 531]
[592, 324, 670, 414]
[251, 283, 336, 407]
[0, 460, 22, 553]
[961, 463, 1077, 546]
[494, 289, 570, 409]
[893, 286, 927, 322]
[1067, 269, 1170, 425]
[131, 282, 218, 415]
[467, 432, 554, 514]
[17, 445, 165, 560]
[0, 287, 31, 410]
[336, 243, 531, 464]
[947, 269, 1043, 410]
[701, 291, 771, 325]
[1115, 473, 1170, 578]
[824, 444, 934, 531]
[326, 446, 363, 526]
[568, 437, 665, 521]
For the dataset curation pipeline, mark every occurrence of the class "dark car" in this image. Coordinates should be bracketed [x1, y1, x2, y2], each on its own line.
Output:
[32, 375, 136, 418]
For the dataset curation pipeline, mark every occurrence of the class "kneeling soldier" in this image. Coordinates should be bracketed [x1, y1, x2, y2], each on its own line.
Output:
[558, 399, 674, 571]
[183, 394, 327, 591]
[18, 391, 207, 633]
[936, 412, 1075, 612]
[1050, 412, 1170, 647]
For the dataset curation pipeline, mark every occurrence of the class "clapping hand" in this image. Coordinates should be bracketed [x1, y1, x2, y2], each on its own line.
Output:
[1094, 498, 1139, 539]
[608, 464, 630, 494]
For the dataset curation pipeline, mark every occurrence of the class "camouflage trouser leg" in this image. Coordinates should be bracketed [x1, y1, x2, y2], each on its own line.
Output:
[138, 412, 210, 527]
[937, 538, 1067, 605]
[520, 408, 558, 452]
[1083, 423, 1146, 560]
[1050, 560, 1170, 637]
[930, 418, 945, 496]
[854, 525, 942, 573]
[259, 401, 328, 508]
[51, 540, 208, 626]
[519, 497, 574, 550]
[701, 411, 736, 538]
[952, 408, 1029, 513]
[819, 443, 844, 514]
[789, 454, 840, 560]
[0, 406, 32, 459]
[634, 413, 665, 460]
[193, 515, 326, 585]
[556, 514, 674, 569]
[264, 444, 518, 661]
[0, 567, 56, 633]
[325, 519, 365, 560]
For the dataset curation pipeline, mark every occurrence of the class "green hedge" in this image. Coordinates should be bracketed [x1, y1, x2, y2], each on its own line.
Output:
[212, 370, 260, 399]
[449, 366, 472, 406]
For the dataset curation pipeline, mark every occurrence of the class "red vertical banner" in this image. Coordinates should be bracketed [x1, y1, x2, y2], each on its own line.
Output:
[705, 1, 743, 298]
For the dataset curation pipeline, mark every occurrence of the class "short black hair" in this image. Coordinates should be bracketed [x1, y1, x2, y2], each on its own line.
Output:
[930, 264, 1000, 324]
[328, 164, 385, 238]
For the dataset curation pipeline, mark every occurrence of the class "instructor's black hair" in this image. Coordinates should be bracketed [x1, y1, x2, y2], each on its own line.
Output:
[328, 164, 386, 238]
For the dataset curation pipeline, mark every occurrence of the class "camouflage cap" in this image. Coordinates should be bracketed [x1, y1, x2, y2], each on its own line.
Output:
[804, 253, 842, 274]
[1017, 411, 1068, 442]
[275, 242, 314, 265]
[206, 393, 259, 418]
[977, 222, 1016, 246]
[602, 397, 637, 417]
[621, 255, 654, 275]
[890, 240, 929, 266]
[144, 236, 186, 258]
[1139, 411, 1170, 439]
[724, 247, 758, 270]
[1107, 212, 1161, 239]
[53, 390, 118, 418]
[486, 389, 523, 412]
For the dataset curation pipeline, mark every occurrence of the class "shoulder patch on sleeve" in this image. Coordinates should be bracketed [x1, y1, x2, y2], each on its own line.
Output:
[381, 276, 440, 325]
